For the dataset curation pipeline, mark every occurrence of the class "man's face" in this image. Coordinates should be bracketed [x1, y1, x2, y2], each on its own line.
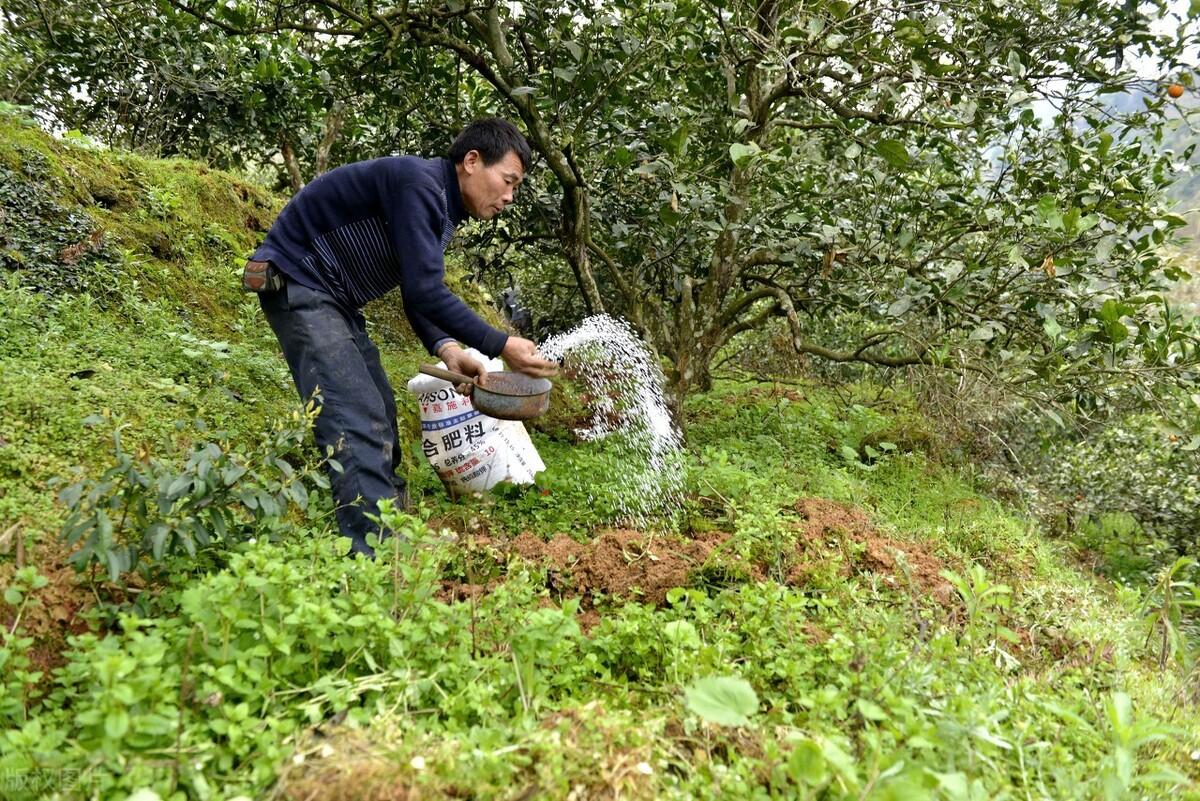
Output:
[457, 149, 525, 220]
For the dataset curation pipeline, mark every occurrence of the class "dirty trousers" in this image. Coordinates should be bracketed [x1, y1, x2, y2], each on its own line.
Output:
[258, 278, 405, 557]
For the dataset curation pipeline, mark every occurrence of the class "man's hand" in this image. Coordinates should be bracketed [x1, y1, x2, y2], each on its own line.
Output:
[501, 337, 559, 378]
[439, 343, 487, 393]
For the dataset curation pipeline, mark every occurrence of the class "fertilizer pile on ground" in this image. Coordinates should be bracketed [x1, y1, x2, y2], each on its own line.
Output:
[540, 315, 685, 526]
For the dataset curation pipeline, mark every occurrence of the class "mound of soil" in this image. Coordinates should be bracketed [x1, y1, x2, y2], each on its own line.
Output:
[439, 497, 953, 622]
[789, 498, 954, 604]
[509, 529, 729, 605]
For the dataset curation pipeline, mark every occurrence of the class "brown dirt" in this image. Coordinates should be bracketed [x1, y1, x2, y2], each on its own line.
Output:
[0, 535, 96, 682]
[434, 498, 956, 632]
[802, 622, 831, 644]
[788, 498, 954, 604]
[509, 528, 729, 606]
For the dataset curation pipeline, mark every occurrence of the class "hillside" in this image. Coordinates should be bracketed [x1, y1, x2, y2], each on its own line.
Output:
[2, 115, 1200, 800]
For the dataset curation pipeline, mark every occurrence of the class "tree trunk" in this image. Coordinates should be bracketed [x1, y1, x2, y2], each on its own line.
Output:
[314, 101, 346, 175]
[279, 133, 303, 193]
[561, 184, 605, 315]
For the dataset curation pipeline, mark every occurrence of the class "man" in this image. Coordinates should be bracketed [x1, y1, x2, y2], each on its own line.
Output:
[245, 118, 557, 557]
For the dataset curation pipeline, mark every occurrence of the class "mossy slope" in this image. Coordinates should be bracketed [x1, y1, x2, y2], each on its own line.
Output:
[0, 115, 493, 546]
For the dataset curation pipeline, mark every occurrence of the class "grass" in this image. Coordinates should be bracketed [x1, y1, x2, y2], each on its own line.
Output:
[2, 114, 1200, 800]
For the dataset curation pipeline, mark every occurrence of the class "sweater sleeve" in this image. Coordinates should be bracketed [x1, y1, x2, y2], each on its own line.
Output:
[386, 180, 510, 358]
[406, 306, 454, 356]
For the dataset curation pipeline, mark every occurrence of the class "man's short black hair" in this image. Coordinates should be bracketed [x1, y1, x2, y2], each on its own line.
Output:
[449, 118, 532, 173]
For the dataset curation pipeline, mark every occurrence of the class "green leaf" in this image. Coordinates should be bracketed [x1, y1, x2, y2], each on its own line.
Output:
[1043, 316, 1062, 339]
[1037, 195, 1063, 230]
[729, 142, 759, 166]
[887, 296, 912, 317]
[126, 791, 163, 801]
[684, 676, 758, 727]
[893, 19, 925, 47]
[659, 203, 684, 225]
[818, 738, 860, 785]
[875, 139, 910, 168]
[166, 474, 191, 499]
[856, 698, 887, 721]
[4, 586, 23, 605]
[664, 620, 700, 648]
[932, 771, 969, 801]
[787, 738, 828, 785]
[149, 523, 170, 560]
[105, 708, 130, 740]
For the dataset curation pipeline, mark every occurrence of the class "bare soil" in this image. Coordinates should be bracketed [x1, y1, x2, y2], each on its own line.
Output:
[0, 537, 95, 681]
[437, 498, 955, 629]
[788, 498, 954, 604]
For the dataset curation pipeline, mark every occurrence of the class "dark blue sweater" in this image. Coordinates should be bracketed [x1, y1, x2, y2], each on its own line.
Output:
[252, 156, 509, 358]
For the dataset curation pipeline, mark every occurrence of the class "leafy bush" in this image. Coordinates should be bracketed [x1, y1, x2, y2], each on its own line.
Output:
[1045, 403, 1200, 543]
[57, 405, 333, 583]
[1, 506, 455, 799]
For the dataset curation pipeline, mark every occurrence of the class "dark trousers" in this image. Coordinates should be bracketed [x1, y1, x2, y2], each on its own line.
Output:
[259, 278, 405, 556]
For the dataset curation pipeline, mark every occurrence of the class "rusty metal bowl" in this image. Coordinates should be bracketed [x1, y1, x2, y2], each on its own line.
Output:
[418, 365, 552, 421]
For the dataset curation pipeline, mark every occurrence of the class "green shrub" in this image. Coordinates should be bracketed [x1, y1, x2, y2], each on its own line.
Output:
[1034, 411, 1200, 554]
[57, 406, 333, 583]
[1, 506, 456, 799]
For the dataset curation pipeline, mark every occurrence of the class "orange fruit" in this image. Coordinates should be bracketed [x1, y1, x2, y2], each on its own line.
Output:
[1168, 83, 1185, 98]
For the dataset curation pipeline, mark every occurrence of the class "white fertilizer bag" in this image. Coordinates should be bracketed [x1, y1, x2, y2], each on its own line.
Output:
[406, 348, 545, 497]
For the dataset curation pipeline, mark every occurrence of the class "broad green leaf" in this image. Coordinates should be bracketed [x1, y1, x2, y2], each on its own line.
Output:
[1037, 195, 1063, 230]
[969, 324, 995, 342]
[893, 20, 925, 47]
[105, 708, 130, 740]
[729, 142, 759, 166]
[875, 139, 910, 168]
[932, 771, 969, 801]
[126, 791, 163, 801]
[787, 738, 828, 785]
[819, 738, 860, 786]
[664, 620, 700, 648]
[684, 676, 758, 727]
[856, 698, 888, 721]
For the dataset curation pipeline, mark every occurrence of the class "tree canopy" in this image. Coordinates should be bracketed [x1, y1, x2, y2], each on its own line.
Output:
[4, 0, 1199, 417]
